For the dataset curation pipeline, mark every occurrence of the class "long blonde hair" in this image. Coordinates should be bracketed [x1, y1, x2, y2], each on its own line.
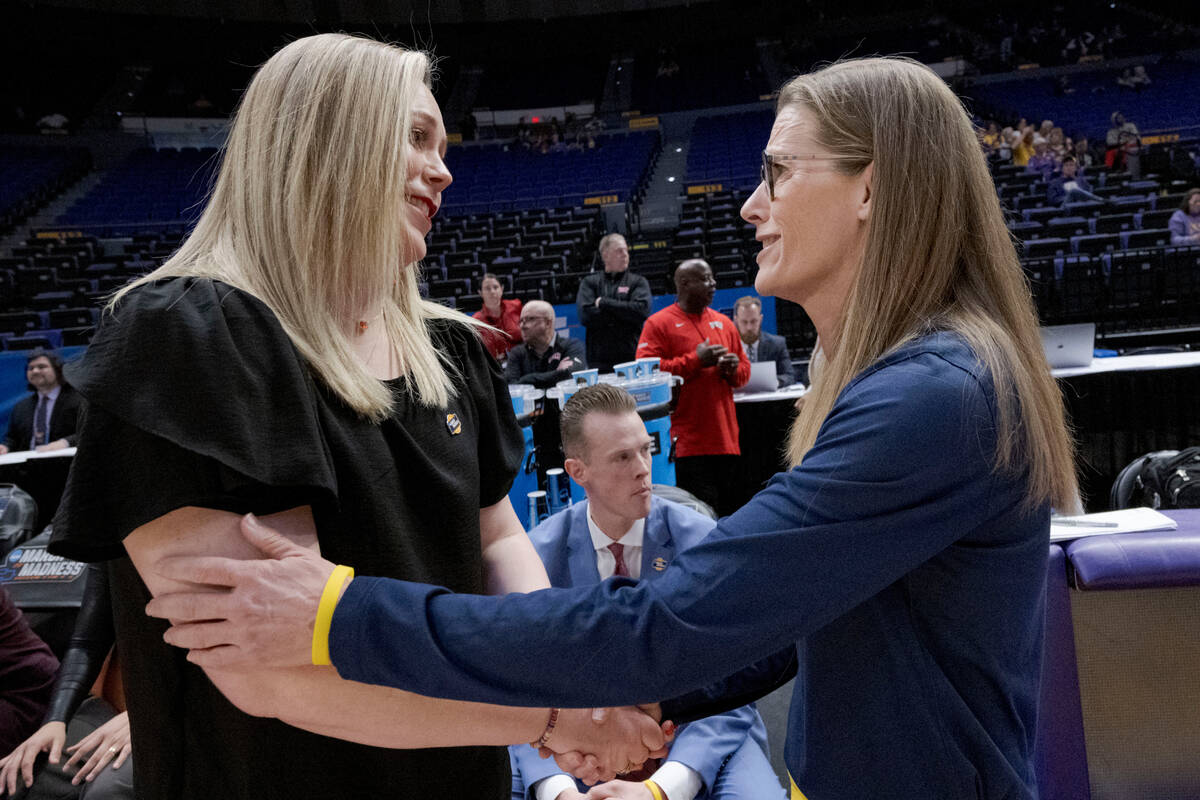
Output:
[782, 57, 1078, 511]
[112, 33, 471, 419]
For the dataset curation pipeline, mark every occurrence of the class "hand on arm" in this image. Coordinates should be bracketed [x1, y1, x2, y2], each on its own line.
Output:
[34, 439, 69, 452]
[142, 511, 666, 765]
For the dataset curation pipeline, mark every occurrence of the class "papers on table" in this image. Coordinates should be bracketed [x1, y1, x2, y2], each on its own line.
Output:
[0, 447, 77, 466]
[1050, 507, 1178, 542]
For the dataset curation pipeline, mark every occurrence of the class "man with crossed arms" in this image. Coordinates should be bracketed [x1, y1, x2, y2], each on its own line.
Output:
[509, 383, 784, 800]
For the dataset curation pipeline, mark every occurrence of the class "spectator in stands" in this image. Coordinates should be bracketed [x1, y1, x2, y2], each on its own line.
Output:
[505, 301, 586, 389]
[997, 127, 1014, 161]
[1169, 189, 1200, 246]
[980, 122, 1003, 155]
[0, 350, 83, 455]
[509, 384, 785, 800]
[473, 273, 523, 362]
[636, 259, 748, 515]
[44, 33, 663, 800]
[1116, 65, 1150, 92]
[1073, 136, 1095, 168]
[577, 233, 652, 373]
[1047, 127, 1067, 159]
[0, 565, 132, 799]
[1026, 140, 1059, 180]
[1105, 111, 1140, 175]
[1047, 157, 1103, 206]
[732, 296, 794, 388]
[1032, 119, 1053, 146]
[1011, 128, 1035, 167]
[145, 57, 1082, 800]
[584, 116, 604, 149]
[0, 588, 58, 757]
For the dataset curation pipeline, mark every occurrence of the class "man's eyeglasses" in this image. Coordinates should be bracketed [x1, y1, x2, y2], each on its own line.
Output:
[760, 151, 856, 200]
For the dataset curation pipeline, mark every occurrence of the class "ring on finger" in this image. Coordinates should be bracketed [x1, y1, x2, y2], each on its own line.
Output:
[107, 746, 118, 755]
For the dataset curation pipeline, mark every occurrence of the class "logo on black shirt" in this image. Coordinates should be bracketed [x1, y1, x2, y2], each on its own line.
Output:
[445, 413, 462, 435]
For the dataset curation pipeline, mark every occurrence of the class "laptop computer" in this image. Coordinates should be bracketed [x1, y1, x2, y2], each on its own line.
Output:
[1040, 323, 1095, 369]
[740, 360, 778, 393]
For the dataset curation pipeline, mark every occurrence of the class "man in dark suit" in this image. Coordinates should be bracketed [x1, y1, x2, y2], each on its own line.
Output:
[504, 301, 587, 390]
[732, 296, 795, 388]
[0, 349, 83, 454]
[576, 233, 652, 373]
[509, 384, 784, 800]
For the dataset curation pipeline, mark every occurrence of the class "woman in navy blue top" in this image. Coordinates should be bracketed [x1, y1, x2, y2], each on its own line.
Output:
[147, 57, 1080, 800]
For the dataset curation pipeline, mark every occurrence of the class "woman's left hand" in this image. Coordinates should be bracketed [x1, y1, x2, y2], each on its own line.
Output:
[145, 514, 338, 670]
[64, 712, 130, 784]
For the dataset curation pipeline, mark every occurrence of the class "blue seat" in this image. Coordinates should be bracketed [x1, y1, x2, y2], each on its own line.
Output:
[1122, 228, 1171, 250]
[1072, 233, 1120, 257]
[5, 332, 58, 351]
[1023, 237, 1070, 259]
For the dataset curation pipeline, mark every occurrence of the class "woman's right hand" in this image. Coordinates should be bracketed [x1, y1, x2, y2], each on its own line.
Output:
[0, 720, 67, 795]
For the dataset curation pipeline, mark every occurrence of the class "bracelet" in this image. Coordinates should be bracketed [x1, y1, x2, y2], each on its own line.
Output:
[531, 707, 560, 748]
[311, 565, 354, 666]
[643, 780, 665, 800]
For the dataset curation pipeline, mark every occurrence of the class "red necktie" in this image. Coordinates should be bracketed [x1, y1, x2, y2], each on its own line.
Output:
[608, 543, 629, 577]
[606, 540, 658, 778]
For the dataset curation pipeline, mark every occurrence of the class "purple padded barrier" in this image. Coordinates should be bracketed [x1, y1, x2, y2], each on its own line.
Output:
[1068, 510, 1200, 591]
[1035, 545, 1092, 800]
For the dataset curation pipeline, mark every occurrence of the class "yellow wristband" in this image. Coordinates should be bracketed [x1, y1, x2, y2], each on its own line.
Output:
[643, 780, 665, 800]
[312, 565, 354, 666]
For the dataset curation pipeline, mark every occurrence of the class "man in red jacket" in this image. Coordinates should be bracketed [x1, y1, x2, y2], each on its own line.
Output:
[636, 259, 749, 515]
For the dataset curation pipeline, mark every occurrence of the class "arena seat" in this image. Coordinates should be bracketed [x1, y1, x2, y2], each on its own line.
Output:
[1065, 520, 1200, 798]
[1035, 545, 1091, 800]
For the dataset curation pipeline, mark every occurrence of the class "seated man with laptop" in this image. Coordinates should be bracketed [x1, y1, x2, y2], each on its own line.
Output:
[732, 296, 794, 389]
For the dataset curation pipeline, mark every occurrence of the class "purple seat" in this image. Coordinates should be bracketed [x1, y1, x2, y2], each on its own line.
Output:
[1064, 510, 1200, 798]
[1035, 545, 1091, 800]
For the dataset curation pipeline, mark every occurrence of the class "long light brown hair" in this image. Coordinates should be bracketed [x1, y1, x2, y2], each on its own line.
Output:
[781, 57, 1078, 511]
[113, 33, 472, 419]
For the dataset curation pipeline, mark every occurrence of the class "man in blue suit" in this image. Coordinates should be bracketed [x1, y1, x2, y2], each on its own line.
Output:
[510, 384, 783, 800]
[732, 297, 794, 388]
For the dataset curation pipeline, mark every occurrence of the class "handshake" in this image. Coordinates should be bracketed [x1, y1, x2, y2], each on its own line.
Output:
[535, 704, 674, 786]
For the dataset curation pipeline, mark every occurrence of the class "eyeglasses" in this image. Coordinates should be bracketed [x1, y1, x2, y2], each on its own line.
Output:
[760, 151, 858, 200]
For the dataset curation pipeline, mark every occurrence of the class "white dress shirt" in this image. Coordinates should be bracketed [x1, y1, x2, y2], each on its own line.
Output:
[533, 511, 703, 800]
